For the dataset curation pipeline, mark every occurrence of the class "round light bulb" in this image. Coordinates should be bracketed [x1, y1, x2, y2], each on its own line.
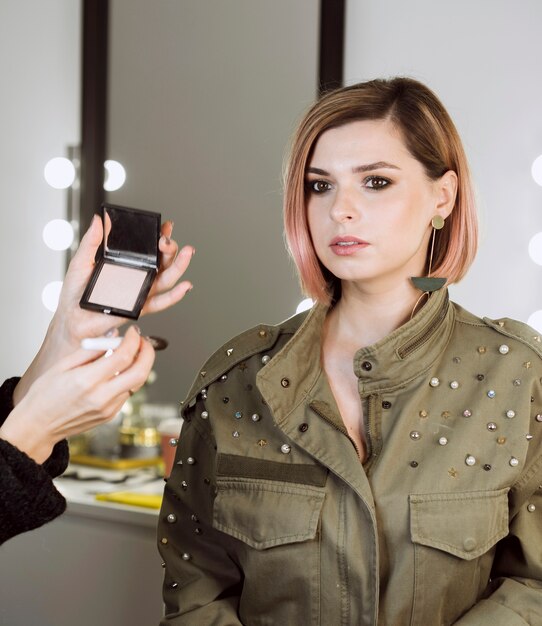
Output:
[528, 232, 542, 266]
[44, 157, 76, 189]
[104, 160, 126, 191]
[42, 219, 74, 251]
[41, 281, 63, 312]
[528, 310, 542, 333]
[296, 298, 314, 314]
[531, 154, 542, 186]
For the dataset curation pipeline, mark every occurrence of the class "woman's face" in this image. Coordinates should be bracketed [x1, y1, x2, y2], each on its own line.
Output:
[305, 118, 455, 293]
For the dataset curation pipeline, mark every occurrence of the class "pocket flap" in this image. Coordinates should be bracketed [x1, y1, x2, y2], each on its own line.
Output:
[409, 488, 509, 560]
[213, 478, 325, 550]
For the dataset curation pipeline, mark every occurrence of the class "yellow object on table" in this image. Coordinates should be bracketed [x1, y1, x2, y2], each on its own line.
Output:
[95, 492, 163, 509]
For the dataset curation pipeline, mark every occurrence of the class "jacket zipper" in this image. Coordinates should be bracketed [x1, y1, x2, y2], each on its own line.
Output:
[309, 403, 362, 461]
[397, 292, 449, 358]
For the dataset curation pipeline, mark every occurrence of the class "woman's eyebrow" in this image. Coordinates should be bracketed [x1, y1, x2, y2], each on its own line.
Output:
[353, 161, 400, 173]
[306, 161, 401, 176]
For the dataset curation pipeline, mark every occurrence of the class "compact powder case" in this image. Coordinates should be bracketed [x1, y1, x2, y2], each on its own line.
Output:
[80, 203, 161, 319]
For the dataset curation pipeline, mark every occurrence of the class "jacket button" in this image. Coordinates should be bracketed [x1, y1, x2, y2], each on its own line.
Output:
[281, 378, 290, 388]
[382, 401, 392, 409]
[299, 423, 309, 432]
[361, 361, 372, 371]
[463, 538, 476, 552]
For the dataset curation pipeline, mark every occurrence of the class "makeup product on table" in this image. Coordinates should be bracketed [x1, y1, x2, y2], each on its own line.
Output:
[80, 203, 161, 319]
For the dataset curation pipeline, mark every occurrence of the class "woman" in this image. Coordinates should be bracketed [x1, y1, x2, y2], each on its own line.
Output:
[0, 215, 193, 544]
[158, 78, 542, 625]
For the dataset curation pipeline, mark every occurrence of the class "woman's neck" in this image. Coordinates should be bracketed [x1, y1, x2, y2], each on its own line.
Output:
[325, 279, 423, 351]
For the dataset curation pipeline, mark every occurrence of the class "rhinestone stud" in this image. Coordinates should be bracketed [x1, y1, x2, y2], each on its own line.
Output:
[527, 504, 536, 512]
[499, 344, 510, 355]
[535, 414, 542, 422]
[167, 514, 177, 523]
[201, 411, 209, 420]
[261, 355, 271, 365]
[251, 413, 261, 422]
[280, 444, 291, 454]
[463, 409, 472, 417]
[487, 390, 496, 399]
[410, 431, 421, 440]
[450, 381, 459, 389]
[186, 457, 196, 465]
[506, 410, 516, 419]
[232, 431, 240, 438]
[509, 457, 519, 467]
[487, 422, 497, 431]
[465, 455, 476, 466]
[438, 436, 448, 446]
[430, 377, 440, 387]
[181, 553, 191, 561]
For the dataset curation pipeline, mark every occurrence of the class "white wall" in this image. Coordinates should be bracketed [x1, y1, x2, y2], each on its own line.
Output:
[344, 0, 542, 323]
[0, 1, 81, 381]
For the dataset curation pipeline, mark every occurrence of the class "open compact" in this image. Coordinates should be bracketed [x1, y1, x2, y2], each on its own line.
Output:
[80, 203, 161, 319]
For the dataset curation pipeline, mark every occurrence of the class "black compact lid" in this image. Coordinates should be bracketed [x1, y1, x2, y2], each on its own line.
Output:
[102, 203, 161, 268]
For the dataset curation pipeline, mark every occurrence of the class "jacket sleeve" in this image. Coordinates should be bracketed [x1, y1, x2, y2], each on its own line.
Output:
[454, 460, 542, 624]
[0, 377, 68, 545]
[158, 407, 244, 625]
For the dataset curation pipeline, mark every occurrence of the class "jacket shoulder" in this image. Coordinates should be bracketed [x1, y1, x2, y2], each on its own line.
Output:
[453, 302, 542, 359]
[181, 309, 309, 411]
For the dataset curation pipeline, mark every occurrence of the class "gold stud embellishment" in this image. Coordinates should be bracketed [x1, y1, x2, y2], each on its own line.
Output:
[477, 346, 487, 354]
[257, 439, 267, 447]
[419, 410, 429, 418]
[524, 361, 532, 369]
[448, 467, 458, 478]
[226, 348, 234, 356]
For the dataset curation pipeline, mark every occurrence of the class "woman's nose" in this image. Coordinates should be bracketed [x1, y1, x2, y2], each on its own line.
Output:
[329, 188, 359, 223]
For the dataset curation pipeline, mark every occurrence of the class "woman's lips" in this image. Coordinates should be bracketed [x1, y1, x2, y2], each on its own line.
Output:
[329, 237, 369, 256]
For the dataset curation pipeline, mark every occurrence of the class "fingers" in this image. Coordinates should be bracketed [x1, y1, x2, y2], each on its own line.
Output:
[159, 235, 179, 270]
[78, 325, 143, 385]
[142, 280, 193, 315]
[107, 335, 156, 398]
[154, 244, 194, 293]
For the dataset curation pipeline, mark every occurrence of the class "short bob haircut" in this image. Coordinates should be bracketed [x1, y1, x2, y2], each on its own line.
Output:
[283, 77, 478, 306]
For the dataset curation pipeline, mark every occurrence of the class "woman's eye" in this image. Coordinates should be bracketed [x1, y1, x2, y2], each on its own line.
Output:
[364, 176, 390, 190]
[306, 180, 332, 194]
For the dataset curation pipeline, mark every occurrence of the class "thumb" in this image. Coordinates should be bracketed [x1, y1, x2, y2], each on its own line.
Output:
[69, 214, 103, 273]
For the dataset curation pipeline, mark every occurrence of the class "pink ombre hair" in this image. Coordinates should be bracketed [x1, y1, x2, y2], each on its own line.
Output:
[283, 77, 478, 306]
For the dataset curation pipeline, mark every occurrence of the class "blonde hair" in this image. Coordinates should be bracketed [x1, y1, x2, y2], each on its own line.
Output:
[283, 77, 478, 305]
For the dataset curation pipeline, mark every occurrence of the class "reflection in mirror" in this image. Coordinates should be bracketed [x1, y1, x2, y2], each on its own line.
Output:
[106, 0, 320, 403]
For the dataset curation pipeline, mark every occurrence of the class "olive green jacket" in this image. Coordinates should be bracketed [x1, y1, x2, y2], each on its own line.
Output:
[158, 288, 542, 625]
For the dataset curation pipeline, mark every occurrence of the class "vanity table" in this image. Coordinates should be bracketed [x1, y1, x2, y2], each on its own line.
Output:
[0, 467, 166, 626]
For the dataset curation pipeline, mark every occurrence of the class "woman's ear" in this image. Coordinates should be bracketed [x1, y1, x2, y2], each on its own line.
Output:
[435, 170, 458, 220]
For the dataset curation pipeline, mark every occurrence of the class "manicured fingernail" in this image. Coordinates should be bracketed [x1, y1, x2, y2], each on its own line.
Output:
[191, 247, 196, 256]
[187, 284, 194, 292]
[170, 221, 174, 230]
[105, 327, 116, 337]
[165, 236, 171, 246]
[132, 325, 141, 335]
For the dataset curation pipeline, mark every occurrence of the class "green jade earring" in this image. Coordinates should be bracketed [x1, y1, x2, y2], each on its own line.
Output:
[410, 215, 447, 317]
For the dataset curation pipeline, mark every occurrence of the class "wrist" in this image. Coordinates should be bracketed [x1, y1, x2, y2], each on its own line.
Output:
[0, 411, 55, 464]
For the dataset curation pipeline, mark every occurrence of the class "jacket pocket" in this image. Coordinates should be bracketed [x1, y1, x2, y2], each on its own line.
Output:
[213, 477, 325, 549]
[409, 488, 509, 625]
[213, 477, 325, 626]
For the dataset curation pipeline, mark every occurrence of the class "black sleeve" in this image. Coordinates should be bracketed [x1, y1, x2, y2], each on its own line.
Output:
[0, 377, 68, 545]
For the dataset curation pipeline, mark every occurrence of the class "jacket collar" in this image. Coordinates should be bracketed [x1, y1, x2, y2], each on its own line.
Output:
[257, 287, 454, 426]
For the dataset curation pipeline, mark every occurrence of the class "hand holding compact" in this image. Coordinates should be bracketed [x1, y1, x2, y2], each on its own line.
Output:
[13, 214, 193, 404]
[0, 326, 154, 464]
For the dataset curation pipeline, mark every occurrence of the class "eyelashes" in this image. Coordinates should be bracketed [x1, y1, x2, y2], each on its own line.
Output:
[305, 175, 392, 194]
